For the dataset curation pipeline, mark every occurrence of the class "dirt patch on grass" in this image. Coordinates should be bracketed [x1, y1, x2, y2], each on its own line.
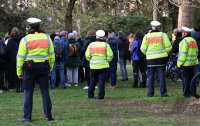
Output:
[68, 98, 200, 121]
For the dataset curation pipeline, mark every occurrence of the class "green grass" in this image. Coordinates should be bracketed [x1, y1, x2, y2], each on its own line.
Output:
[1, 64, 200, 126]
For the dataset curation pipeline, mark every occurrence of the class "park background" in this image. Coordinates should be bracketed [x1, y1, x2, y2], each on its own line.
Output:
[1, 0, 200, 36]
[1, 0, 200, 126]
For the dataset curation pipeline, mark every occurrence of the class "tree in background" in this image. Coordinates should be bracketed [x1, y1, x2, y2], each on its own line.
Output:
[1, 0, 200, 35]
[169, 0, 200, 28]
[65, 0, 76, 32]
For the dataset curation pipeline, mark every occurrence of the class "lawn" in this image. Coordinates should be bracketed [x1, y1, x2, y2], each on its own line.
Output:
[0, 64, 200, 126]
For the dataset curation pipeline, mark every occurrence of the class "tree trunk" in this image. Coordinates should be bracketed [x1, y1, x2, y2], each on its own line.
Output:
[178, 5, 194, 29]
[153, 0, 157, 20]
[65, 0, 76, 33]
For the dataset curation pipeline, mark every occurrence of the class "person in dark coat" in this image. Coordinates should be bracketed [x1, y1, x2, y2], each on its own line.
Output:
[107, 32, 118, 88]
[66, 33, 81, 86]
[81, 30, 96, 89]
[172, 31, 182, 55]
[74, 31, 85, 83]
[0, 37, 7, 94]
[117, 31, 129, 81]
[192, 26, 200, 73]
[5, 27, 23, 92]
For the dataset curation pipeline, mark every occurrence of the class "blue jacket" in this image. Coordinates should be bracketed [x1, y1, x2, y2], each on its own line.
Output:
[130, 38, 142, 61]
[60, 37, 67, 62]
[54, 37, 67, 62]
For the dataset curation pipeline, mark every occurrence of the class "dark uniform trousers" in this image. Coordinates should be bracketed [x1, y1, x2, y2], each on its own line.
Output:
[147, 66, 168, 97]
[180, 66, 195, 97]
[88, 68, 107, 99]
[23, 61, 52, 120]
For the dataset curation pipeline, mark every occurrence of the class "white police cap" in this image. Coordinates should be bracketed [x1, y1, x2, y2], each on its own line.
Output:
[182, 26, 193, 33]
[96, 30, 105, 38]
[151, 21, 161, 27]
[27, 18, 41, 24]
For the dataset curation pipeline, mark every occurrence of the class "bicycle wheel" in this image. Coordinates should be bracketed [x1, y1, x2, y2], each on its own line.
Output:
[190, 72, 200, 99]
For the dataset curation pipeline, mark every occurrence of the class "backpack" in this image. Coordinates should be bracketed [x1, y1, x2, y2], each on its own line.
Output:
[68, 43, 79, 57]
[136, 40, 146, 60]
[0, 40, 6, 56]
[53, 40, 64, 60]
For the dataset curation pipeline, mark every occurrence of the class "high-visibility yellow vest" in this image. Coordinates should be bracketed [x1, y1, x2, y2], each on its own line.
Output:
[141, 32, 172, 60]
[177, 37, 198, 67]
[85, 41, 113, 69]
[16, 33, 55, 76]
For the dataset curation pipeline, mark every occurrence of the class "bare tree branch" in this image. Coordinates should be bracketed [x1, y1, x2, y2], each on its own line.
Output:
[168, 0, 180, 7]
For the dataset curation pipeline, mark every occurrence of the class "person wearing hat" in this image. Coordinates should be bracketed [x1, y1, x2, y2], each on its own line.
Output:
[141, 21, 172, 97]
[177, 26, 198, 97]
[85, 30, 113, 99]
[16, 17, 55, 122]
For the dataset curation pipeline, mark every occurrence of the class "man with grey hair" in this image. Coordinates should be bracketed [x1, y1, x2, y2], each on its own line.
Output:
[60, 31, 68, 84]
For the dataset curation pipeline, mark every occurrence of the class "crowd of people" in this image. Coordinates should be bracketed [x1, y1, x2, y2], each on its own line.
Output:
[0, 17, 200, 122]
[0, 20, 200, 97]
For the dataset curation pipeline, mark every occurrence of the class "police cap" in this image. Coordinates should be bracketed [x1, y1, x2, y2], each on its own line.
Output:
[150, 21, 161, 27]
[27, 18, 41, 25]
[96, 30, 105, 38]
[182, 26, 193, 33]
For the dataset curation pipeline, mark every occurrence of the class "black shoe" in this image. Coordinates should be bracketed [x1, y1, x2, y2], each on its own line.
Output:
[62, 86, 66, 89]
[16, 89, 20, 93]
[132, 84, 138, 88]
[140, 85, 146, 88]
[98, 97, 104, 100]
[193, 94, 200, 99]
[126, 78, 128, 81]
[147, 95, 153, 97]
[121, 79, 126, 81]
[47, 117, 54, 121]
[17, 118, 31, 122]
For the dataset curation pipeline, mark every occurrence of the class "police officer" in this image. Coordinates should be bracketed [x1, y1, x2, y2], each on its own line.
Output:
[177, 27, 198, 97]
[85, 30, 113, 99]
[17, 18, 55, 122]
[141, 21, 172, 97]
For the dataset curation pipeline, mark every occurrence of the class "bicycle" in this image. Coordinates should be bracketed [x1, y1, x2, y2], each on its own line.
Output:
[166, 53, 181, 82]
[190, 72, 200, 99]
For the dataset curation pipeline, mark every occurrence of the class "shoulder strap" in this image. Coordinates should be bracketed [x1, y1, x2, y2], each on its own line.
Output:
[161, 32, 165, 50]
[46, 35, 50, 48]
[24, 36, 29, 54]
[105, 42, 107, 57]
